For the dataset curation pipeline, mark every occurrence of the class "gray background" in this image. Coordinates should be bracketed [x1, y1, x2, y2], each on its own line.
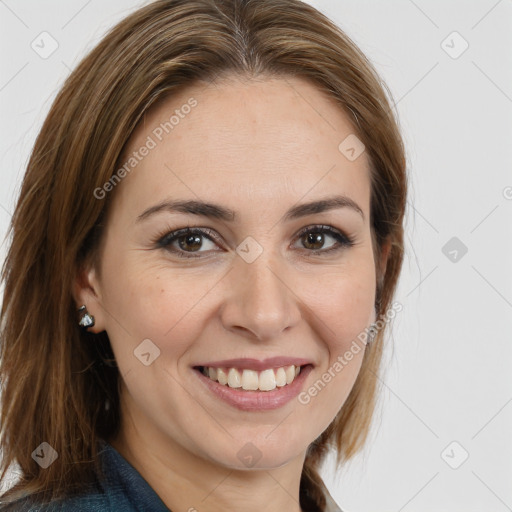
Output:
[1, 1, 511, 511]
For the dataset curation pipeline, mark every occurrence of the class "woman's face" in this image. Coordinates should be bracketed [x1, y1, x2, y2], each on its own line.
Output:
[79, 75, 385, 470]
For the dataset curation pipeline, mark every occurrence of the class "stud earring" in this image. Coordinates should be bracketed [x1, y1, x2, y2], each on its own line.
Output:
[367, 322, 378, 346]
[77, 305, 95, 329]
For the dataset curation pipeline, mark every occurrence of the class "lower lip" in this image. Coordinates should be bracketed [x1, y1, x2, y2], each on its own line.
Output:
[193, 365, 313, 411]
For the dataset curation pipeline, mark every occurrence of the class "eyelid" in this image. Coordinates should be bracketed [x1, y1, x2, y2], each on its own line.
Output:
[156, 226, 220, 248]
[293, 224, 354, 245]
[154, 224, 355, 258]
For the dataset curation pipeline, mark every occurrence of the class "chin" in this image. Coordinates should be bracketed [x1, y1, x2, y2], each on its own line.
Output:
[198, 430, 309, 471]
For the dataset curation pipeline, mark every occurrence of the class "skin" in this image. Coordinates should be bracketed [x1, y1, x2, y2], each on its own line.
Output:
[75, 74, 390, 512]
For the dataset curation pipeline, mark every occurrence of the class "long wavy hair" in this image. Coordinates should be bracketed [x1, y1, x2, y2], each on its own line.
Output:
[0, 0, 407, 510]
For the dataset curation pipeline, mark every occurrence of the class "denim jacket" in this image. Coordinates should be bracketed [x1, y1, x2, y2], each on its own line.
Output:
[1, 440, 343, 511]
[0, 439, 170, 511]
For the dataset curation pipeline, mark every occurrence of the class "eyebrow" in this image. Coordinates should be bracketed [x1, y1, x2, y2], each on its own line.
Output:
[136, 195, 365, 223]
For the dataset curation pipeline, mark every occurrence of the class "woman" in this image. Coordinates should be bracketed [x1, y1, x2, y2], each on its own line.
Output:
[0, 0, 407, 510]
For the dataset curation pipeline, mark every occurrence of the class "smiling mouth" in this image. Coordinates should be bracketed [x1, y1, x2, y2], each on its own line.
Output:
[193, 364, 311, 392]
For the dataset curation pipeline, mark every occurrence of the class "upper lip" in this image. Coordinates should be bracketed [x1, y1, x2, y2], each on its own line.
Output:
[194, 357, 313, 371]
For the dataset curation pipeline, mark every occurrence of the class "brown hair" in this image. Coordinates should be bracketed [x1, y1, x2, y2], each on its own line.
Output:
[0, 0, 407, 509]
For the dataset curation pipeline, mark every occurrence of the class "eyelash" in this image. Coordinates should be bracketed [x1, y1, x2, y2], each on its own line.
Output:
[154, 224, 355, 259]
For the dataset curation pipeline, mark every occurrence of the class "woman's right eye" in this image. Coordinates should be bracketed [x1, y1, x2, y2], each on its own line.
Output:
[156, 227, 221, 258]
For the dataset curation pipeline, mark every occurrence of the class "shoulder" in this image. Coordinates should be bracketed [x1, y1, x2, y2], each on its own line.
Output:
[0, 474, 117, 512]
[0, 439, 143, 512]
[0, 439, 170, 512]
[0, 476, 143, 512]
[0, 492, 109, 511]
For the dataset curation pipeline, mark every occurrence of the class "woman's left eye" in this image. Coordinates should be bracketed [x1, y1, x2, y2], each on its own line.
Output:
[155, 225, 354, 259]
[293, 225, 355, 254]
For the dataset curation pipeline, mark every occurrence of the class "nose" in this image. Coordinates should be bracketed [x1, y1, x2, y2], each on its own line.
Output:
[220, 250, 302, 342]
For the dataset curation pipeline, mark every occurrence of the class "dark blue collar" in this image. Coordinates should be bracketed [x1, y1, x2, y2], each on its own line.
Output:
[96, 438, 171, 511]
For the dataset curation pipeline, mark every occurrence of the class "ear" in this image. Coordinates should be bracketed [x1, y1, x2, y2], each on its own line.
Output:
[73, 262, 106, 333]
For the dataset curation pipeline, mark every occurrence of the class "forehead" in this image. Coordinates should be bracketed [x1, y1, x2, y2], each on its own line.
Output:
[113, 75, 371, 219]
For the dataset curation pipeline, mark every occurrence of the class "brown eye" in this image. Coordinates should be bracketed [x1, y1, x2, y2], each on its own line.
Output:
[157, 227, 219, 258]
[155, 225, 354, 260]
[302, 232, 326, 250]
[177, 233, 203, 252]
[294, 225, 355, 255]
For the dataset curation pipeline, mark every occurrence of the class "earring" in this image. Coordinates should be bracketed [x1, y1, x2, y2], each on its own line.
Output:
[77, 305, 95, 329]
[367, 322, 378, 346]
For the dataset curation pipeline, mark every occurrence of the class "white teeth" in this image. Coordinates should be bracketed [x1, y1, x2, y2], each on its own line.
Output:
[285, 365, 295, 384]
[216, 367, 228, 385]
[200, 364, 305, 391]
[259, 369, 276, 391]
[241, 369, 259, 390]
[275, 367, 287, 387]
[227, 368, 242, 388]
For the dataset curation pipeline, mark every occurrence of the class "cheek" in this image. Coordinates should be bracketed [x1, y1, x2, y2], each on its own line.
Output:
[301, 263, 376, 352]
[331, 280, 374, 346]
[294, 264, 375, 413]
[100, 257, 222, 363]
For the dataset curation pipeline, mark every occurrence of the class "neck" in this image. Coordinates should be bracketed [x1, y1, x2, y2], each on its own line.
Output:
[109, 418, 307, 512]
